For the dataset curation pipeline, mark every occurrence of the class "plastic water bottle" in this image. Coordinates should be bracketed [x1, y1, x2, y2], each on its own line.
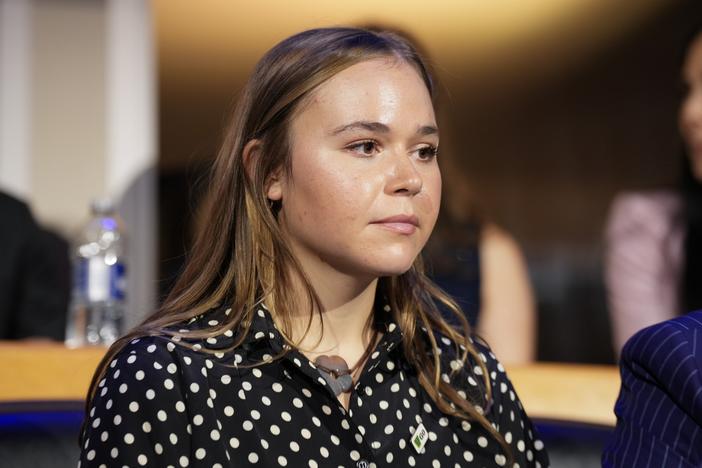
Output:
[65, 199, 127, 347]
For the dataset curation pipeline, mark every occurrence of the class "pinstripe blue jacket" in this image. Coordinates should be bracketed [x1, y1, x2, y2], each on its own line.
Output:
[603, 310, 702, 467]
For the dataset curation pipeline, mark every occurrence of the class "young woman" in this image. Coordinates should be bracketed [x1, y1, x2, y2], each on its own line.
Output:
[79, 27, 548, 467]
[606, 25, 702, 352]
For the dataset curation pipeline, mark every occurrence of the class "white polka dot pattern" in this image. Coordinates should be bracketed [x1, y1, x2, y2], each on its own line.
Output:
[79, 305, 549, 466]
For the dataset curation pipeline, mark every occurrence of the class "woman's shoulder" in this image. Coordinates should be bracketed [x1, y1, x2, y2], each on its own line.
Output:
[105, 327, 235, 377]
[119, 305, 238, 354]
[98, 305, 263, 393]
[612, 188, 681, 206]
[94, 335, 186, 399]
[87, 330, 226, 425]
[108, 334, 180, 366]
[478, 223, 526, 271]
[81, 331, 230, 466]
[468, 335, 510, 385]
[432, 330, 546, 454]
[607, 190, 682, 229]
[432, 329, 509, 393]
[606, 189, 684, 246]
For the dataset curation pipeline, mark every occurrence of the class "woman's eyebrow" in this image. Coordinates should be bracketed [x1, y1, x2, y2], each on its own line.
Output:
[330, 121, 390, 135]
[329, 121, 438, 136]
[417, 125, 439, 136]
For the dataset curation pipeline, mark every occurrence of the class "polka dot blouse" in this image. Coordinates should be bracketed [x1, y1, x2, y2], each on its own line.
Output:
[79, 305, 549, 467]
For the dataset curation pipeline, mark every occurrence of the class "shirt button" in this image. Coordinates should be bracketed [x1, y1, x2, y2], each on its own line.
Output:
[356, 460, 369, 468]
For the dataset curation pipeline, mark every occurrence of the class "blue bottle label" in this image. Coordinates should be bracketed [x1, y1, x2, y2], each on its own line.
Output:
[77, 257, 126, 302]
[110, 263, 126, 300]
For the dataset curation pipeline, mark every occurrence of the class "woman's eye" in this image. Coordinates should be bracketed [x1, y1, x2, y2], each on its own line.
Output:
[347, 140, 379, 156]
[416, 145, 438, 161]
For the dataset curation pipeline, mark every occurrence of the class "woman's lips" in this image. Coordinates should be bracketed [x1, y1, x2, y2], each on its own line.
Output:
[371, 215, 419, 235]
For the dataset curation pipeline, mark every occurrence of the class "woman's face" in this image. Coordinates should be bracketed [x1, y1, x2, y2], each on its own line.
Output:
[681, 31, 702, 181]
[269, 58, 441, 281]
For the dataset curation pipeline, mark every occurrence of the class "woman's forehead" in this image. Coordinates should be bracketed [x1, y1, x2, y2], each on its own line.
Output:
[292, 59, 436, 134]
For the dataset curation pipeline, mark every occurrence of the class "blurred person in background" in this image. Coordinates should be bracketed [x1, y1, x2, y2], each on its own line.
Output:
[0, 190, 69, 340]
[425, 165, 536, 364]
[605, 24, 702, 353]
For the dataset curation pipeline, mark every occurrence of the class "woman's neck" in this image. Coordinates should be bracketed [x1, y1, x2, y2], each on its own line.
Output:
[290, 274, 379, 360]
[271, 257, 383, 410]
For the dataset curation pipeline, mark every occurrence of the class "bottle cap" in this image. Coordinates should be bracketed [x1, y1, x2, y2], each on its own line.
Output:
[91, 197, 115, 215]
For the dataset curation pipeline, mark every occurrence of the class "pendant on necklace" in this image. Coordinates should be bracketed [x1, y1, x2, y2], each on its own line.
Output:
[314, 355, 353, 396]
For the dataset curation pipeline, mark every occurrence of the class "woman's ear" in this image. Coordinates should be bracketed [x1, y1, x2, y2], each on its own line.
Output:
[242, 139, 283, 201]
[266, 174, 283, 201]
[242, 139, 261, 181]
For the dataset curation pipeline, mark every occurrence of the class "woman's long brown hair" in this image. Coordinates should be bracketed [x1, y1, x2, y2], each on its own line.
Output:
[85, 27, 509, 457]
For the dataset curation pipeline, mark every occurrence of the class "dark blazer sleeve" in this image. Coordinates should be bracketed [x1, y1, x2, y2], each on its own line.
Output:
[13, 226, 70, 340]
[0, 192, 69, 340]
[602, 311, 702, 467]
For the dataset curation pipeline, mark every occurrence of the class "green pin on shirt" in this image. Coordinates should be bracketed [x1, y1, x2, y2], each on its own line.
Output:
[411, 423, 429, 454]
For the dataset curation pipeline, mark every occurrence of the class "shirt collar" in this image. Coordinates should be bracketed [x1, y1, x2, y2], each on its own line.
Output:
[235, 303, 286, 355]
[180, 301, 450, 363]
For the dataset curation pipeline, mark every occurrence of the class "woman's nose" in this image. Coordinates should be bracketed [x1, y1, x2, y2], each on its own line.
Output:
[385, 152, 423, 196]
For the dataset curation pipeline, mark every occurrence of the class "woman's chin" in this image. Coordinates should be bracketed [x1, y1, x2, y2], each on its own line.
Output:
[369, 257, 418, 278]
